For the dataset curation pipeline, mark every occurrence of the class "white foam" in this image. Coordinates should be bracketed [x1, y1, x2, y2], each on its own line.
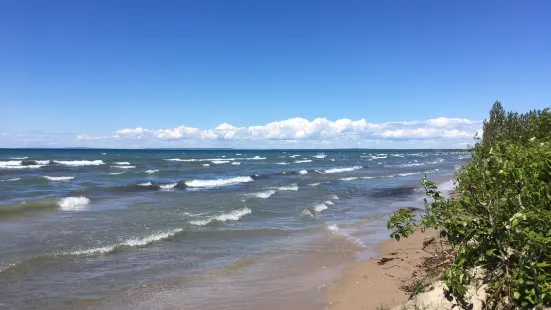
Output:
[276, 162, 289, 165]
[8, 157, 27, 160]
[58, 197, 90, 211]
[145, 169, 159, 174]
[277, 184, 299, 191]
[294, 159, 313, 163]
[138, 182, 152, 186]
[166, 158, 237, 162]
[397, 172, 419, 177]
[244, 156, 266, 160]
[159, 183, 178, 190]
[1, 177, 21, 182]
[236, 153, 242, 156]
[122, 228, 184, 247]
[69, 228, 184, 255]
[289, 155, 301, 158]
[371, 155, 387, 159]
[185, 176, 254, 188]
[44, 176, 74, 181]
[327, 224, 364, 247]
[314, 203, 328, 212]
[313, 153, 327, 159]
[189, 207, 252, 226]
[112, 165, 136, 169]
[299, 169, 308, 174]
[101, 153, 107, 155]
[308, 183, 320, 186]
[232, 162, 241, 165]
[203, 164, 210, 167]
[0, 160, 44, 169]
[324, 166, 362, 174]
[301, 209, 314, 217]
[165, 158, 195, 162]
[330, 159, 335, 161]
[329, 194, 339, 200]
[54, 160, 104, 166]
[70, 245, 115, 255]
[324, 200, 334, 205]
[108, 172, 125, 175]
[249, 190, 276, 199]
[35, 160, 51, 165]
[211, 160, 230, 164]
[339, 177, 358, 181]
[114, 161, 131, 165]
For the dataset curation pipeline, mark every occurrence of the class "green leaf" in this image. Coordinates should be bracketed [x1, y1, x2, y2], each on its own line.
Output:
[485, 248, 496, 256]
[514, 291, 520, 299]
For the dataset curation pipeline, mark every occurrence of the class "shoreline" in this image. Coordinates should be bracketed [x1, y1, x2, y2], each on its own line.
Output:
[324, 228, 442, 309]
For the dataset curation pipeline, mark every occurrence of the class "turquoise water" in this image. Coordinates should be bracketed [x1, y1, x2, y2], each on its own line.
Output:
[0, 149, 468, 309]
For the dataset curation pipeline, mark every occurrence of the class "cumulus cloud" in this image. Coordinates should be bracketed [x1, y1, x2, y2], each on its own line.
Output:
[0, 117, 483, 148]
[79, 117, 482, 146]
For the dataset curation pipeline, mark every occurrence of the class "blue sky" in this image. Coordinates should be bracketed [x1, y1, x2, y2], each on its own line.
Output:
[1, 0, 549, 148]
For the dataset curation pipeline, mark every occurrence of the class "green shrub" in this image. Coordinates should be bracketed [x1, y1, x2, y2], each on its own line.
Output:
[388, 102, 551, 308]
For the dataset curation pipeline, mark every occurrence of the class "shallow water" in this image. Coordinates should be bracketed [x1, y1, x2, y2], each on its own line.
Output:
[0, 149, 467, 309]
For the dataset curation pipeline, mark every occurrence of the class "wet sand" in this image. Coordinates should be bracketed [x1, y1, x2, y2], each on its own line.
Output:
[325, 228, 441, 310]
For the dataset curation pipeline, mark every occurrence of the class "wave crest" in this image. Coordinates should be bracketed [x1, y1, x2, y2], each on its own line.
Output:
[185, 176, 254, 188]
[54, 160, 104, 166]
[57, 197, 90, 211]
[324, 166, 363, 174]
[189, 208, 251, 226]
[44, 176, 74, 181]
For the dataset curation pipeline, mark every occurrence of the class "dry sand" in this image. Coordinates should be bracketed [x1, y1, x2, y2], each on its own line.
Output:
[325, 228, 442, 310]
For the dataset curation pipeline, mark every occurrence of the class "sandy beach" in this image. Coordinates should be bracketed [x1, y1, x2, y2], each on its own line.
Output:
[325, 228, 443, 310]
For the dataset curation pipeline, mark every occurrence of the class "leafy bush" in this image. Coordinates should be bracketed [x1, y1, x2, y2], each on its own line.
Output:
[388, 102, 551, 308]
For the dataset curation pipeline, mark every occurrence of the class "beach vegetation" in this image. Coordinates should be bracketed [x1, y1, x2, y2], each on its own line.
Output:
[388, 101, 551, 309]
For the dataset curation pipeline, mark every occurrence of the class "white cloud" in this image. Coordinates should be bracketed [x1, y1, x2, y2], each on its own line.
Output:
[425, 117, 476, 127]
[0, 117, 482, 149]
[96, 117, 481, 146]
[378, 128, 474, 139]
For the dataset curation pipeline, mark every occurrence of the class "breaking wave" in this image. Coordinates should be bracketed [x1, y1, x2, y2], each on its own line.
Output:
[44, 176, 74, 181]
[68, 228, 184, 256]
[276, 184, 299, 191]
[57, 197, 90, 211]
[159, 183, 178, 190]
[211, 160, 230, 164]
[314, 203, 328, 212]
[1, 178, 21, 182]
[339, 177, 358, 181]
[248, 190, 276, 199]
[54, 160, 104, 166]
[323, 166, 363, 174]
[185, 176, 254, 188]
[112, 165, 136, 169]
[189, 207, 252, 226]
[326, 224, 364, 247]
[0, 160, 45, 169]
